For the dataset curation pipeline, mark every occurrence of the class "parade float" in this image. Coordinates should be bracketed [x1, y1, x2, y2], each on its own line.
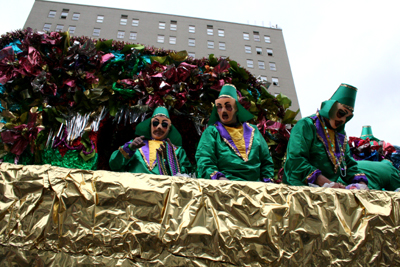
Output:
[0, 29, 399, 266]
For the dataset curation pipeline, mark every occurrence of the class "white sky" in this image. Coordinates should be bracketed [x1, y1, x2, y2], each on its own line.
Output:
[2, 0, 400, 144]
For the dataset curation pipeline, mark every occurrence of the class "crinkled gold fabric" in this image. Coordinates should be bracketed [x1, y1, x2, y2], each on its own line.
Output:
[0, 163, 399, 266]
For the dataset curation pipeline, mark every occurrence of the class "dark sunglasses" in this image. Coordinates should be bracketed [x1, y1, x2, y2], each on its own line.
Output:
[152, 121, 169, 128]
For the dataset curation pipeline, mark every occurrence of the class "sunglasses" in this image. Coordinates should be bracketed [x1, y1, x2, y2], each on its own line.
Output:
[152, 121, 169, 128]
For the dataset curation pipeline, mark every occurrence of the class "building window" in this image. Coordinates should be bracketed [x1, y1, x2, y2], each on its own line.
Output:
[258, 61, 265, 69]
[120, 15, 128, 25]
[264, 35, 271, 43]
[93, 28, 101, 37]
[117, 31, 125, 39]
[55, 24, 64, 32]
[189, 25, 195, 33]
[267, 48, 273, 56]
[132, 19, 139, 27]
[207, 40, 214, 49]
[169, 36, 176, 44]
[157, 35, 164, 43]
[43, 23, 51, 31]
[188, 38, 195, 47]
[260, 76, 268, 83]
[219, 42, 226, 50]
[243, 32, 250, 40]
[245, 45, 251, 54]
[48, 10, 56, 18]
[207, 25, 213, 35]
[159, 22, 165, 30]
[129, 32, 137, 40]
[218, 29, 225, 37]
[72, 13, 80, 21]
[272, 77, 279, 86]
[68, 26, 76, 34]
[256, 47, 262, 55]
[60, 9, 69, 19]
[247, 59, 254, 68]
[221, 56, 227, 59]
[269, 62, 277, 71]
[97, 15, 104, 23]
[188, 52, 195, 58]
[253, 31, 260, 41]
[170, 20, 177, 30]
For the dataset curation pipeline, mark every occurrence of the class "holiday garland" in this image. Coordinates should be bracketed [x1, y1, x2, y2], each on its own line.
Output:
[0, 28, 299, 181]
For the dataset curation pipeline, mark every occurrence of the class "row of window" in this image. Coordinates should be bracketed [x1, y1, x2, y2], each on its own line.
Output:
[246, 60, 277, 71]
[48, 9, 80, 20]
[43, 23, 76, 33]
[245, 46, 273, 56]
[259, 76, 279, 86]
[244, 31, 271, 43]
[47, 10, 272, 43]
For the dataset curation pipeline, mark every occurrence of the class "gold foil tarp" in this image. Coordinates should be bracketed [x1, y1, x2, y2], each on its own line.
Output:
[1, 163, 399, 266]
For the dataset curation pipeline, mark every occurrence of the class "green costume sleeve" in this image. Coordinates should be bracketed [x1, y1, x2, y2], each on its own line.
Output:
[109, 147, 135, 172]
[283, 119, 320, 186]
[175, 146, 193, 175]
[195, 127, 220, 179]
[257, 128, 275, 180]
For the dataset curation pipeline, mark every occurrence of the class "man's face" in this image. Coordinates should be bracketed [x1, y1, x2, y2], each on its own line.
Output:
[151, 115, 171, 140]
[215, 97, 237, 125]
[328, 102, 353, 129]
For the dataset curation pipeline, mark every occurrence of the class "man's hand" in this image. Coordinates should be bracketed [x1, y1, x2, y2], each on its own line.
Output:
[218, 177, 230, 181]
[129, 136, 145, 150]
[316, 174, 345, 188]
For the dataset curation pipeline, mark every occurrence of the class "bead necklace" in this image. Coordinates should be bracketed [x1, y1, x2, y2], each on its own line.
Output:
[317, 113, 347, 176]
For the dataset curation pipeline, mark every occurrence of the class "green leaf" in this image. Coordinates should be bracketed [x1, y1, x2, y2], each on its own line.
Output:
[260, 85, 273, 98]
[282, 109, 299, 124]
[95, 39, 113, 51]
[240, 89, 250, 97]
[238, 68, 249, 80]
[20, 112, 28, 124]
[208, 54, 218, 66]
[55, 117, 65, 124]
[151, 56, 169, 65]
[249, 101, 258, 113]
[229, 60, 239, 72]
[276, 93, 292, 109]
[121, 44, 145, 54]
[108, 97, 118, 117]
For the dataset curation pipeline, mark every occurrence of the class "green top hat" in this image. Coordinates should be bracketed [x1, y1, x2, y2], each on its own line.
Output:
[135, 106, 182, 146]
[319, 83, 358, 130]
[360, 125, 380, 142]
[208, 84, 254, 125]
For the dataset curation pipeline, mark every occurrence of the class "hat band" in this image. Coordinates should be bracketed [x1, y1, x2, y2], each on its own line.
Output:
[218, 94, 234, 99]
[341, 84, 358, 91]
[152, 113, 169, 118]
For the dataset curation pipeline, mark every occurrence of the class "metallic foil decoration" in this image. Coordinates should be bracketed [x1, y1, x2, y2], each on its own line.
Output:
[0, 163, 399, 266]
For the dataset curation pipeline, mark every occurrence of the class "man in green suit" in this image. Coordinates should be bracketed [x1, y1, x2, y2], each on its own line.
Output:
[283, 83, 368, 188]
[196, 84, 274, 181]
[109, 106, 192, 175]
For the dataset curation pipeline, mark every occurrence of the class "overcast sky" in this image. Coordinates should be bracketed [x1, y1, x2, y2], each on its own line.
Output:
[2, 0, 400, 144]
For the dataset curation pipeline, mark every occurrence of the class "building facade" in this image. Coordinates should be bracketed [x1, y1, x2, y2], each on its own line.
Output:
[24, 0, 301, 114]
